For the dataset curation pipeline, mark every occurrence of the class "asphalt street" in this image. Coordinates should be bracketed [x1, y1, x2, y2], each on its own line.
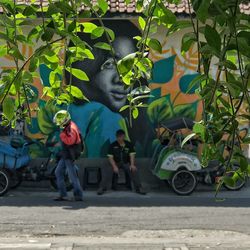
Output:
[1, 185, 250, 249]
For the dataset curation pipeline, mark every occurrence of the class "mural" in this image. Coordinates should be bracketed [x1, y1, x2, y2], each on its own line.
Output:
[0, 20, 203, 158]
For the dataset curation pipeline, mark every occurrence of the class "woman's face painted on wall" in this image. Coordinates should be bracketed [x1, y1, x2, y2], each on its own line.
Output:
[90, 37, 136, 112]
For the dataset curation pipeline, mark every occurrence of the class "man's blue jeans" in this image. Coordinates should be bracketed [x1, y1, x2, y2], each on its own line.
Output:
[55, 158, 83, 198]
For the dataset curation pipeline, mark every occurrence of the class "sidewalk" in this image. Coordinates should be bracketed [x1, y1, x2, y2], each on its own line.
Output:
[1, 229, 250, 249]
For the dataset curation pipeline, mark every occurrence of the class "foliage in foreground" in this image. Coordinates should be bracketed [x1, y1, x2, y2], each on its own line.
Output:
[0, 0, 249, 188]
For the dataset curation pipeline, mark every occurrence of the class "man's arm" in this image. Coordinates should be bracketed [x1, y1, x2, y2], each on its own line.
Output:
[129, 143, 137, 172]
[107, 144, 119, 173]
[108, 156, 119, 173]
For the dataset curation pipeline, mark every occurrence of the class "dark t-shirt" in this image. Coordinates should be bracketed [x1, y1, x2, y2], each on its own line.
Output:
[108, 140, 136, 164]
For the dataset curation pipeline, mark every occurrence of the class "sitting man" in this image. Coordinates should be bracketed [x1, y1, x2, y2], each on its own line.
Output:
[97, 129, 146, 195]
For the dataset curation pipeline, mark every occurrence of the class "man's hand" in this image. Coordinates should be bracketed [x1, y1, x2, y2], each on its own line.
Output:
[130, 165, 137, 173]
[113, 165, 119, 174]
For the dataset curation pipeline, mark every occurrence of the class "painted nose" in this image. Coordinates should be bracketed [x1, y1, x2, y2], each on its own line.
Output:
[112, 70, 122, 85]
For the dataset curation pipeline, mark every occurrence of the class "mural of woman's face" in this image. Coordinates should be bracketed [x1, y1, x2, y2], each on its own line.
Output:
[91, 37, 136, 112]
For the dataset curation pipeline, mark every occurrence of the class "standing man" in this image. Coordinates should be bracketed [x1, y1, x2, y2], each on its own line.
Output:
[97, 129, 146, 195]
[53, 110, 83, 201]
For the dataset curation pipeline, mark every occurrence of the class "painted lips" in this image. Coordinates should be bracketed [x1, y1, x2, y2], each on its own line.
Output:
[111, 91, 127, 100]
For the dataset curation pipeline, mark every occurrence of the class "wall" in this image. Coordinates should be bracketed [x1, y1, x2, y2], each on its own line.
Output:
[0, 19, 203, 159]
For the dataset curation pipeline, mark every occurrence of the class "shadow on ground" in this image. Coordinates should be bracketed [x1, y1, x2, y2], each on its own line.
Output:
[1, 186, 250, 209]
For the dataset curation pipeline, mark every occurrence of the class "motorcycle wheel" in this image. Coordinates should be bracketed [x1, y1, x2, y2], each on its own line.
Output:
[50, 166, 73, 192]
[0, 168, 10, 196]
[171, 169, 197, 195]
[9, 170, 23, 189]
[223, 166, 246, 191]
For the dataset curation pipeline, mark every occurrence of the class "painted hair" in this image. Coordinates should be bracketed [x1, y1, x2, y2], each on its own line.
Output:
[65, 20, 141, 85]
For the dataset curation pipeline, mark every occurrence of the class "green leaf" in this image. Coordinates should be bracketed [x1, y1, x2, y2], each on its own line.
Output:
[138, 16, 146, 30]
[91, 27, 105, 39]
[216, 60, 237, 70]
[185, 74, 206, 94]
[46, 4, 60, 17]
[196, 0, 210, 23]
[218, 96, 230, 109]
[79, 10, 92, 18]
[68, 20, 76, 32]
[122, 71, 133, 85]
[3, 97, 14, 121]
[23, 5, 36, 16]
[9, 46, 25, 61]
[49, 72, 60, 88]
[41, 28, 54, 42]
[205, 25, 221, 52]
[0, 45, 7, 57]
[54, 1, 74, 14]
[45, 54, 59, 64]
[66, 67, 89, 81]
[57, 93, 72, 105]
[243, 137, 250, 144]
[167, 20, 192, 35]
[193, 122, 206, 141]
[104, 27, 115, 41]
[42, 87, 55, 99]
[240, 157, 248, 172]
[0, 14, 14, 27]
[98, 0, 109, 14]
[132, 108, 139, 119]
[37, 102, 59, 135]
[238, 37, 250, 58]
[66, 85, 87, 100]
[81, 22, 97, 33]
[156, 2, 176, 25]
[181, 32, 196, 52]
[212, 131, 223, 144]
[69, 47, 94, 60]
[119, 105, 130, 112]
[94, 42, 111, 51]
[148, 38, 162, 53]
[181, 133, 196, 148]
[238, 31, 250, 45]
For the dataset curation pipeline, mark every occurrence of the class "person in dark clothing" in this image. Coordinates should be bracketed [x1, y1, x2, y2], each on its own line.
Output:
[53, 110, 83, 201]
[97, 129, 146, 195]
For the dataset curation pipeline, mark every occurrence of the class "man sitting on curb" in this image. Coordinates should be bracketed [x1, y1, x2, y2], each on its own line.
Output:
[97, 129, 146, 195]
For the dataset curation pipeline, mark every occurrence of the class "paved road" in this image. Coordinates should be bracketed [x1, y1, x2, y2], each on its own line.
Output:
[1, 187, 250, 249]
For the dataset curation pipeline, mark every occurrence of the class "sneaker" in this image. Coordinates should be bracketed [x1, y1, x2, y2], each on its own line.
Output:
[111, 185, 118, 191]
[135, 188, 147, 195]
[97, 188, 105, 195]
[73, 196, 83, 202]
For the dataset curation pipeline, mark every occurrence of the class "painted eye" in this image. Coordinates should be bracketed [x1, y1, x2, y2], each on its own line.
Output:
[101, 58, 115, 70]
